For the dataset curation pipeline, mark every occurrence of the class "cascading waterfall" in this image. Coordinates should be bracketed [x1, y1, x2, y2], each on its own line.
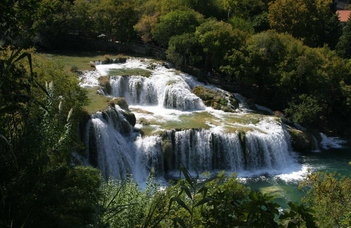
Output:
[81, 58, 299, 182]
[106, 63, 205, 111]
[84, 107, 294, 181]
[157, 125, 292, 177]
[110, 76, 158, 105]
[109, 75, 205, 110]
[84, 105, 137, 179]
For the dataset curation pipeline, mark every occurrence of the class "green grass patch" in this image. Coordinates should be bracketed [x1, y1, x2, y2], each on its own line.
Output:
[36, 52, 129, 72]
[140, 126, 165, 137]
[83, 87, 111, 114]
[163, 112, 219, 130]
[108, 68, 152, 77]
[224, 113, 264, 125]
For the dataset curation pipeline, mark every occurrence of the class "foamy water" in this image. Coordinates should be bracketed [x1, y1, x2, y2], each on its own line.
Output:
[80, 58, 332, 183]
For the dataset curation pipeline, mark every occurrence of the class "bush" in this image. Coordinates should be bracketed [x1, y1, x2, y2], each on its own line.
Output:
[300, 172, 351, 227]
[285, 94, 323, 127]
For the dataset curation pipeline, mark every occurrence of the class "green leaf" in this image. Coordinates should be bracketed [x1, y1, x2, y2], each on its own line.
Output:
[180, 167, 194, 188]
[171, 197, 192, 215]
[197, 186, 208, 197]
[172, 218, 187, 228]
[181, 185, 192, 200]
[194, 197, 211, 207]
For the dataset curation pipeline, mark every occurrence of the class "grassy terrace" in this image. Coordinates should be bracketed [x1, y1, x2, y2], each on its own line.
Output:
[84, 87, 111, 114]
[37, 51, 129, 72]
[36, 52, 131, 114]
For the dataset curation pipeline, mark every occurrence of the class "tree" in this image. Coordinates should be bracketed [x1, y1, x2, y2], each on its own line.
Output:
[268, 0, 341, 48]
[336, 19, 351, 58]
[252, 12, 270, 32]
[166, 33, 203, 66]
[285, 94, 324, 127]
[219, 0, 266, 19]
[134, 13, 160, 43]
[152, 9, 204, 47]
[33, 0, 76, 48]
[229, 17, 254, 34]
[89, 0, 138, 42]
[221, 30, 351, 132]
[195, 19, 247, 70]
[181, 0, 223, 18]
[0, 0, 40, 47]
[300, 172, 351, 227]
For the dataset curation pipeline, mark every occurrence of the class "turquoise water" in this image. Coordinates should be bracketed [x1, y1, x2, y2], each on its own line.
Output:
[246, 145, 351, 207]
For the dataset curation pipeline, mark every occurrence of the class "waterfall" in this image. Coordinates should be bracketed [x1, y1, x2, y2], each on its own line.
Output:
[84, 110, 294, 180]
[109, 75, 205, 111]
[84, 105, 137, 179]
[80, 58, 299, 182]
[159, 127, 292, 177]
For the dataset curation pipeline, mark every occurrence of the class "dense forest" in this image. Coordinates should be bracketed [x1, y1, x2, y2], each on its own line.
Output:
[1, 0, 351, 227]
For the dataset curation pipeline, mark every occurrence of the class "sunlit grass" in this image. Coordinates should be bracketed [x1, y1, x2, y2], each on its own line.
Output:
[83, 87, 111, 114]
[36, 51, 129, 72]
[224, 113, 265, 125]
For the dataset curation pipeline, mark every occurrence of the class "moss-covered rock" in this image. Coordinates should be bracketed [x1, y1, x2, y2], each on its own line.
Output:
[102, 55, 128, 64]
[288, 129, 313, 152]
[109, 97, 136, 126]
[161, 139, 174, 172]
[238, 131, 246, 152]
[192, 86, 239, 112]
[122, 111, 136, 127]
[109, 97, 130, 111]
[98, 76, 112, 94]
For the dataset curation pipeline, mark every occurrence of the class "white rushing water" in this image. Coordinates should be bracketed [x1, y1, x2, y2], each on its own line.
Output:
[80, 58, 307, 183]
[319, 133, 347, 149]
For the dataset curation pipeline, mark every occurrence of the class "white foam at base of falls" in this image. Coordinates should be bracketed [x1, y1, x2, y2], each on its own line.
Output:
[320, 133, 347, 149]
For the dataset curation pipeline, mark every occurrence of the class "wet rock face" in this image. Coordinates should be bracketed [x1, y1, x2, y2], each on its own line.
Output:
[98, 76, 112, 94]
[288, 129, 313, 152]
[122, 111, 136, 127]
[192, 86, 239, 112]
[109, 97, 130, 111]
[108, 97, 136, 126]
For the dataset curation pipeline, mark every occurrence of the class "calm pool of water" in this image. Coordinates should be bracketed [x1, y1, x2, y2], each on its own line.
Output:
[246, 145, 351, 207]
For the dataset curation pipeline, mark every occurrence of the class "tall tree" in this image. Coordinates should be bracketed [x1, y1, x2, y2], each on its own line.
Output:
[152, 9, 204, 47]
[195, 19, 247, 70]
[89, 0, 139, 42]
[268, 0, 341, 48]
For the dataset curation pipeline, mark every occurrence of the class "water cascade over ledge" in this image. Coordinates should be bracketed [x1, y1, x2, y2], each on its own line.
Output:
[80, 58, 301, 183]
